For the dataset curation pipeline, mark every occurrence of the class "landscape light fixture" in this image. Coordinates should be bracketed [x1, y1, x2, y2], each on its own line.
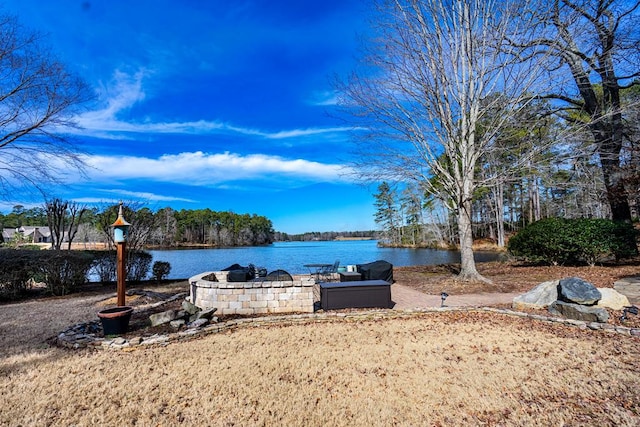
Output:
[440, 292, 449, 307]
[111, 202, 131, 306]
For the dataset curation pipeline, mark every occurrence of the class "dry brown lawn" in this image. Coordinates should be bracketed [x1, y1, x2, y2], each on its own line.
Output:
[1, 264, 640, 426]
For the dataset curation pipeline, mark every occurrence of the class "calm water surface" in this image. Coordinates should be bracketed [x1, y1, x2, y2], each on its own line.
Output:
[149, 240, 502, 279]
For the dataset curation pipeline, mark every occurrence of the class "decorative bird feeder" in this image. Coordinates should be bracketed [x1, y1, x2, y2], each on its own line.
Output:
[111, 203, 131, 243]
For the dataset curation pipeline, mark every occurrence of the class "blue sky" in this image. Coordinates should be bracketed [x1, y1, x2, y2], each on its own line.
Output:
[2, 0, 380, 234]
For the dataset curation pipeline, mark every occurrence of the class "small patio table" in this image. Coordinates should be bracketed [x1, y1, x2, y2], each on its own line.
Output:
[304, 263, 332, 282]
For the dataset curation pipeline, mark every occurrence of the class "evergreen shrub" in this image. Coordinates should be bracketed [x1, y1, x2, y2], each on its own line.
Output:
[89, 250, 116, 282]
[151, 261, 171, 281]
[508, 218, 638, 266]
[34, 251, 94, 296]
[127, 250, 152, 281]
[0, 249, 156, 299]
[0, 249, 37, 300]
[88, 250, 153, 282]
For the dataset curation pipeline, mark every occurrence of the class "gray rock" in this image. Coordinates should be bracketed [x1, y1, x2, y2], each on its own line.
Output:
[512, 280, 559, 310]
[558, 277, 601, 305]
[196, 308, 217, 320]
[549, 301, 609, 323]
[128, 336, 142, 345]
[595, 288, 631, 310]
[170, 319, 186, 329]
[188, 318, 209, 328]
[182, 299, 200, 315]
[141, 335, 169, 345]
[149, 309, 179, 327]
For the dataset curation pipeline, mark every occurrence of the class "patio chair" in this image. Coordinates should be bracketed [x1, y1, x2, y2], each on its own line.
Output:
[319, 260, 340, 282]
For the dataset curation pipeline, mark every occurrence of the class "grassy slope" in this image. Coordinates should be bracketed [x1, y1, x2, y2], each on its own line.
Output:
[1, 264, 640, 425]
[1, 312, 639, 425]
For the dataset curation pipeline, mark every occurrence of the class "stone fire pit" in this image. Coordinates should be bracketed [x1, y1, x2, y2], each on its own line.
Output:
[188, 271, 315, 315]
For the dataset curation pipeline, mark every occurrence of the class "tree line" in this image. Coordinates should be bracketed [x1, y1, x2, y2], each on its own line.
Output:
[0, 203, 275, 249]
[274, 230, 376, 242]
[1, 202, 382, 249]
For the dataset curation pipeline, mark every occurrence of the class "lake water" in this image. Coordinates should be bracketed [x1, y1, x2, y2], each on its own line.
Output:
[149, 240, 503, 279]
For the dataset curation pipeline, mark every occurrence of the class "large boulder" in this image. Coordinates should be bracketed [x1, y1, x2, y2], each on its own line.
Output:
[549, 301, 609, 323]
[512, 280, 559, 310]
[558, 277, 601, 305]
[149, 309, 179, 327]
[595, 288, 631, 311]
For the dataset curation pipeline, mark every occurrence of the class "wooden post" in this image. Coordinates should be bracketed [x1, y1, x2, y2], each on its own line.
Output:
[116, 241, 126, 306]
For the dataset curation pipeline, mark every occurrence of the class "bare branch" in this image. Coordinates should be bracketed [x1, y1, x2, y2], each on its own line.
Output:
[0, 13, 93, 199]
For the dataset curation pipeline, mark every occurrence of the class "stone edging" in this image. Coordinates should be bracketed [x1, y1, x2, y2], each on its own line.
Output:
[54, 305, 640, 351]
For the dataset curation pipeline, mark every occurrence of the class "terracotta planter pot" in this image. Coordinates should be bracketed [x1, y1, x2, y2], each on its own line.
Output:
[98, 306, 134, 336]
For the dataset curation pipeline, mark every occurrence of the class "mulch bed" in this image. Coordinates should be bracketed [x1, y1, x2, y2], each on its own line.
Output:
[10, 260, 639, 338]
[113, 259, 640, 338]
[393, 261, 640, 294]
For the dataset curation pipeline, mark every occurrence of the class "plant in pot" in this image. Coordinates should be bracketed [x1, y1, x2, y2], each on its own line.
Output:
[98, 306, 134, 336]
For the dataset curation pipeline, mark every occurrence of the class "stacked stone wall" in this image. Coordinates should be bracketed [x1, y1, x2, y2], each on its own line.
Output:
[189, 271, 315, 315]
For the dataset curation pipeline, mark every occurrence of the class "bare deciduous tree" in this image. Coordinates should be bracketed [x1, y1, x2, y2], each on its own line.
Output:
[514, 0, 640, 221]
[65, 201, 87, 250]
[44, 198, 87, 250]
[45, 198, 66, 250]
[0, 13, 92, 197]
[338, 0, 544, 281]
[96, 202, 155, 252]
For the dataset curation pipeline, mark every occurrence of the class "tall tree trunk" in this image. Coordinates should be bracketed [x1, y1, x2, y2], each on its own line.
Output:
[551, 0, 632, 222]
[494, 182, 505, 248]
[594, 121, 631, 221]
[457, 197, 488, 282]
[528, 175, 541, 223]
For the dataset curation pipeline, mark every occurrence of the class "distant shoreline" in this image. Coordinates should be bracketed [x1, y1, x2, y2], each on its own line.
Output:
[332, 236, 375, 241]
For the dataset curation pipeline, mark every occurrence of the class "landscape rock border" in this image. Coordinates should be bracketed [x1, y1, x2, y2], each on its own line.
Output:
[54, 305, 640, 351]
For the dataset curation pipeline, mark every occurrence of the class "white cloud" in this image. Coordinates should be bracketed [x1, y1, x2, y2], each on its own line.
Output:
[262, 127, 354, 139]
[70, 70, 353, 140]
[68, 197, 121, 205]
[67, 191, 196, 207]
[99, 189, 197, 203]
[78, 151, 353, 186]
[76, 69, 148, 131]
[308, 90, 339, 106]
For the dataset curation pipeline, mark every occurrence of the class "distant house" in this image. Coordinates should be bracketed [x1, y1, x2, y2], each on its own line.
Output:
[1, 228, 15, 242]
[1, 226, 66, 244]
